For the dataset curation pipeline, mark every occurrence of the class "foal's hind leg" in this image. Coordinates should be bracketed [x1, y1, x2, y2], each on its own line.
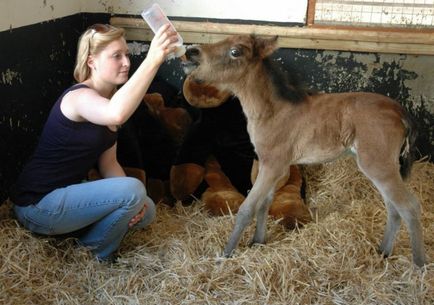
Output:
[356, 156, 425, 266]
[379, 200, 401, 258]
[379, 183, 424, 266]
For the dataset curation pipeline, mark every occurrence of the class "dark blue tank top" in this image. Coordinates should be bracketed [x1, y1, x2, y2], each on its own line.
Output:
[11, 84, 117, 206]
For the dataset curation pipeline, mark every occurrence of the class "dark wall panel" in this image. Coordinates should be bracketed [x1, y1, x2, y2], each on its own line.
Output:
[0, 13, 111, 202]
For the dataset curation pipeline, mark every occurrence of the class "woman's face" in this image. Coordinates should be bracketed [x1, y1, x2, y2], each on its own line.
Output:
[91, 37, 130, 85]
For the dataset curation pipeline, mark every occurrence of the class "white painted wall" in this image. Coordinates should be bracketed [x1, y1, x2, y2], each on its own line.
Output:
[0, 0, 79, 31]
[1, 0, 308, 31]
[80, 0, 116, 14]
[115, 0, 308, 23]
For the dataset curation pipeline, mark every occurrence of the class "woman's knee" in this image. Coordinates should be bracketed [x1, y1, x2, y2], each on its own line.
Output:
[115, 177, 148, 209]
[129, 177, 147, 199]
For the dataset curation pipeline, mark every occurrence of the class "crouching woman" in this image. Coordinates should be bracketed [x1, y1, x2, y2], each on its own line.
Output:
[10, 23, 179, 261]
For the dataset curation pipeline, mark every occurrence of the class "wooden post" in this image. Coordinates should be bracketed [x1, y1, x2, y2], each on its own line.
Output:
[307, 0, 317, 27]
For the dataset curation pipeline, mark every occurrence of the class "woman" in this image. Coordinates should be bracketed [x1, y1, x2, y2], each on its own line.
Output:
[10, 23, 178, 261]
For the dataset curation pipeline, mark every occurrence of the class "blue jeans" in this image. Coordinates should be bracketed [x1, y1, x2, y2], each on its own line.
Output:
[13, 177, 156, 260]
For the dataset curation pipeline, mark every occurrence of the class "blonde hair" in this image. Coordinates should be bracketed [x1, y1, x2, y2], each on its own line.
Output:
[73, 24, 125, 82]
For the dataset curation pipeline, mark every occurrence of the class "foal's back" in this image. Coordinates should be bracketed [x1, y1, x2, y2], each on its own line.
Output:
[256, 91, 407, 165]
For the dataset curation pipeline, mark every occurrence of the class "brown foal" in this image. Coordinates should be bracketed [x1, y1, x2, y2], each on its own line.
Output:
[181, 34, 426, 266]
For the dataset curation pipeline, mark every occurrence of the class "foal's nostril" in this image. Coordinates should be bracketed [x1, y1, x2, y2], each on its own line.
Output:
[186, 47, 200, 59]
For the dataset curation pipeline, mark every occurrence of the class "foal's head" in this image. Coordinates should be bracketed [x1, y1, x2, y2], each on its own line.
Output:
[182, 35, 310, 103]
[182, 35, 278, 86]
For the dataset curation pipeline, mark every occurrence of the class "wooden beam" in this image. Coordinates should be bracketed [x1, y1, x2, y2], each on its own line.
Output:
[111, 17, 434, 55]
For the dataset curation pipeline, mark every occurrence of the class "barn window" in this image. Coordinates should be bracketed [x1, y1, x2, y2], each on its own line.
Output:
[308, 0, 434, 28]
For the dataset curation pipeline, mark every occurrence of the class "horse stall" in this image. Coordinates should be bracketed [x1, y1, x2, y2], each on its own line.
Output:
[0, 0, 433, 304]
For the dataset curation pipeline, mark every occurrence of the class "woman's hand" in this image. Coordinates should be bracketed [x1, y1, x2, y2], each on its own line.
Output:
[146, 24, 179, 65]
[128, 203, 148, 227]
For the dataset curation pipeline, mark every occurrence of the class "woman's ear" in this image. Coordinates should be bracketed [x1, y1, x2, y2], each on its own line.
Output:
[87, 55, 96, 70]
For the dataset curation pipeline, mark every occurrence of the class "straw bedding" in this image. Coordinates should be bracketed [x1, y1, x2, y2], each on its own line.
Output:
[1, 157, 433, 305]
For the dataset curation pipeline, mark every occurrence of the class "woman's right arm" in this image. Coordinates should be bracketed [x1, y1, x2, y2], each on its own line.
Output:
[106, 24, 178, 124]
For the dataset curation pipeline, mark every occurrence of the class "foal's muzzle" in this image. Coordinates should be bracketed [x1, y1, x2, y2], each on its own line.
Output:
[181, 45, 201, 75]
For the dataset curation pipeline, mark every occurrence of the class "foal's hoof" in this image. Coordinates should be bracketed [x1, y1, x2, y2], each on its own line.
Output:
[223, 250, 233, 258]
[377, 248, 390, 259]
[413, 258, 426, 268]
[378, 246, 426, 267]
[223, 245, 236, 258]
[412, 254, 427, 268]
[248, 238, 266, 248]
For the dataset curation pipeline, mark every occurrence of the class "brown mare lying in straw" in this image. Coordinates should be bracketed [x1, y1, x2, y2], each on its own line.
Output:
[181, 34, 426, 266]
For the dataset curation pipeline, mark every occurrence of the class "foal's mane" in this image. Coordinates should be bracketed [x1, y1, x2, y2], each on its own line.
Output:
[262, 57, 313, 103]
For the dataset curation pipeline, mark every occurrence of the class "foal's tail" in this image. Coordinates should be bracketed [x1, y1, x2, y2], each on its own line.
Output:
[399, 110, 418, 180]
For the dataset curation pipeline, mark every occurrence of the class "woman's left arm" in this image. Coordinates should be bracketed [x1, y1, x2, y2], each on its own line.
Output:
[99, 142, 147, 227]
[98, 143, 125, 178]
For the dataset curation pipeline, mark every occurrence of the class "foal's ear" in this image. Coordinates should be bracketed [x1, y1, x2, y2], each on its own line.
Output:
[253, 35, 278, 59]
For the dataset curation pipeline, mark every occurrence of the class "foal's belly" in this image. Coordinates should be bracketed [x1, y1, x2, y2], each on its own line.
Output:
[293, 146, 354, 165]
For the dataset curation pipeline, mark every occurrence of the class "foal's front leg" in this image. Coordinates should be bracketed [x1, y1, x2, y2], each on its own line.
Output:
[250, 190, 275, 246]
[223, 164, 281, 257]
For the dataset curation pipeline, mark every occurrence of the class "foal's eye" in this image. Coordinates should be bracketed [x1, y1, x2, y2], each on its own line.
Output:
[230, 48, 242, 58]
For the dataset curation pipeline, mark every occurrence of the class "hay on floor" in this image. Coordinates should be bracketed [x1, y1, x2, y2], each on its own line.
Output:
[0, 157, 433, 305]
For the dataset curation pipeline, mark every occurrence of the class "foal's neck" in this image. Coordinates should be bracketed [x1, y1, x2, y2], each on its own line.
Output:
[231, 66, 278, 122]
